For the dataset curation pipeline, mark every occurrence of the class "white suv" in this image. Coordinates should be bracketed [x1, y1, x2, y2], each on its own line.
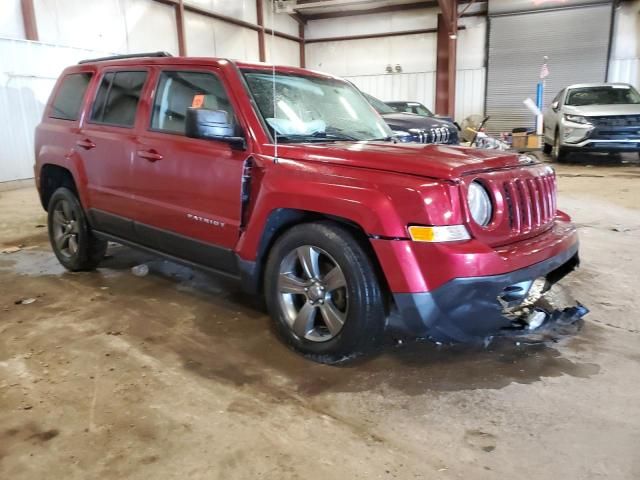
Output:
[543, 83, 640, 161]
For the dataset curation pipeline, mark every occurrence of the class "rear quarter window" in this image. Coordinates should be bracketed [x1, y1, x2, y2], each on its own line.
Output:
[49, 72, 93, 121]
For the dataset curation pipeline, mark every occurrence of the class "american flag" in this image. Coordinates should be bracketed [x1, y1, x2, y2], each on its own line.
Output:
[540, 62, 550, 79]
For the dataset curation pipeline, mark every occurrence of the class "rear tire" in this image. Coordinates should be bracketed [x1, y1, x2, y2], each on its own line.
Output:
[542, 141, 552, 155]
[264, 222, 386, 364]
[47, 187, 107, 271]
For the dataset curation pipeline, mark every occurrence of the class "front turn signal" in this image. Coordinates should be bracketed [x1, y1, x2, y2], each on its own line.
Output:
[408, 225, 471, 243]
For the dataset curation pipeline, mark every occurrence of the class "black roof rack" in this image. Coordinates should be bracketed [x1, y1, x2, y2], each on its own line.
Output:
[78, 51, 173, 64]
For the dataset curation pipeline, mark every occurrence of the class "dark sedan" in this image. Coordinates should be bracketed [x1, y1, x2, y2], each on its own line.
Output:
[363, 93, 459, 145]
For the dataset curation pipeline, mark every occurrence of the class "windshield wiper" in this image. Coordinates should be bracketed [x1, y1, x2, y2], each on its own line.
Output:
[275, 131, 360, 143]
[310, 131, 360, 141]
[370, 136, 395, 142]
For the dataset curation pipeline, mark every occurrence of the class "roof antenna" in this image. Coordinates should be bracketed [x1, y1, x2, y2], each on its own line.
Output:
[270, 0, 279, 163]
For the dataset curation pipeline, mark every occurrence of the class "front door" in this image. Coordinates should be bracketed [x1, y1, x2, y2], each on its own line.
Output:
[132, 67, 247, 272]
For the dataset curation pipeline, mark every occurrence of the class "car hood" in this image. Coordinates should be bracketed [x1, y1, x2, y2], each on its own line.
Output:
[564, 104, 640, 116]
[274, 142, 533, 180]
[380, 112, 456, 130]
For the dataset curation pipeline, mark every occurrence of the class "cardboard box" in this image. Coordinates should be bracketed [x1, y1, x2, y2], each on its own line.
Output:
[527, 134, 541, 149]
[511, 132, 527, 149]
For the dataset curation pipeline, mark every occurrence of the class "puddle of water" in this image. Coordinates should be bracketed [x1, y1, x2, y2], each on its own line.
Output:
[0, 250, 66, 276]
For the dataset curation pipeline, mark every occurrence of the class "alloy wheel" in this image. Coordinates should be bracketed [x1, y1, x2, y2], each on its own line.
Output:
[277, 245, 349, 342]
[52, 199, 80, 259]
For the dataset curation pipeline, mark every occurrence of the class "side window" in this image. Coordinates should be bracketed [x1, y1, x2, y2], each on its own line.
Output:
[151, 70, 235, 135]
[556, 89, 565, 105]
[50, 73, 93, 121]
[550, 90, 563, 108]
[561, 89, 569, 105]
[90, 71, 147, 127]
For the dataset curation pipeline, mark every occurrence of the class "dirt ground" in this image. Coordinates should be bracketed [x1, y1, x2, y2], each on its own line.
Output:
[1, 153, 639, 479]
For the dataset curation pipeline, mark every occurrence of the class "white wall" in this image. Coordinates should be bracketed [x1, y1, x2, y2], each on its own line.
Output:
[609, 0, 640, 87]
[349, 71, 437, 114]
[0, 0, 25, 39]
[2, 0, 301, 61]
[0, 39, 112, 182]
[185, 0, 257, 24]
[306, 32, 437, 77]
[265, 35, 299, 66]
[263, 0, 299, 37]
[304, 9, 487, 121]
[34, 0, 179, 55]
[455, 15, 487, 121]
[184, 11, 260, 60]
[305, 8, 437, 39]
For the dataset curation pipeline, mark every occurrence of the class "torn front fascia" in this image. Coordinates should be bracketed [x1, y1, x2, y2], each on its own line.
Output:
[389, 248, 587, 343]
[502, 281, 590, 337]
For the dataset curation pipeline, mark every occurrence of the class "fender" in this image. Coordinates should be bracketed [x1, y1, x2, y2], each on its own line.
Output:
[35, 125, 92, 210]
[235, 158, 462, 262]
[37, 149, 91, 208]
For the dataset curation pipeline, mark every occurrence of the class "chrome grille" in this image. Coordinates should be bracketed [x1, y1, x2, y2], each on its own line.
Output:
[410, 127, 452, 144]
[589, 115, 640, 127]
[502, 174, 556, 234]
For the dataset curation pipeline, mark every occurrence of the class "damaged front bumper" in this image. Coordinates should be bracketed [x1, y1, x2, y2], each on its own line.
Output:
[389, 243, 588, 343]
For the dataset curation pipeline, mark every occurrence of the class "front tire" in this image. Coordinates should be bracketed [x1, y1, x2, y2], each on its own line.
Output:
[552, 131, 567, 162]
[47, 187, 107, 271]
[264, 222, 386, 363]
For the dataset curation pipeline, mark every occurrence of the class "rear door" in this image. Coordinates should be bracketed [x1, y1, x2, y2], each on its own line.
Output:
[37, 69, 94, 200]
[131, 66, 247, 271]
[80, 68, 149, 237]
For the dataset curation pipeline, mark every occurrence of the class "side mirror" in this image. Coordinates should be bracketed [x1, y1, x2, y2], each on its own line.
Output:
[185, 108, 246, 148]
[551, 101, 559, 112]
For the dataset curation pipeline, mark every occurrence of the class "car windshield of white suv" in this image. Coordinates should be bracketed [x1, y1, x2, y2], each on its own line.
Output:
[242, 71, 392, 143]
[565, 85, 640, 106]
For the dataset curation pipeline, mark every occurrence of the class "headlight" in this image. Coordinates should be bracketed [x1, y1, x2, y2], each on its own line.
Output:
[392, 130, 411, 137]
[467, 181, 492, 226]
[564, 114, 591, 125]
[392, 130, 412, 143]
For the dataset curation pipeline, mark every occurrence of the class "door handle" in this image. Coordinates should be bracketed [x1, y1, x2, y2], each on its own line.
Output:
[137, 149, 163, 162]
[76, 138, 96, 150]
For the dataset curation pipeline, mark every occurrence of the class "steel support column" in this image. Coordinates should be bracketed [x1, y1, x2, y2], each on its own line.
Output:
[436, 0, 458, 117]
[257, 0, 266, 62]
[20, 0, 38, 41]
[175, 0, 186, 56]
[299, 23, 305, 67]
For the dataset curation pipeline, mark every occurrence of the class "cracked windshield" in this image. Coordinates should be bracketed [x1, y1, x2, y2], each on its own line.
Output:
[243, 70, 392, 143]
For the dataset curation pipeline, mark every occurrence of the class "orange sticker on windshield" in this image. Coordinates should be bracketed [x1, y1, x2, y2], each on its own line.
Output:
[192, 94, 204, 108]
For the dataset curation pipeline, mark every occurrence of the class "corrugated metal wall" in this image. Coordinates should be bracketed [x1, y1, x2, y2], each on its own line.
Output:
[485, 3, 613, 134]
[0, 38, 112, 183]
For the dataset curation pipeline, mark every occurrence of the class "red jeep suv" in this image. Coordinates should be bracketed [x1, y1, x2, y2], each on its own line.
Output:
[35, 52, 584, 363]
